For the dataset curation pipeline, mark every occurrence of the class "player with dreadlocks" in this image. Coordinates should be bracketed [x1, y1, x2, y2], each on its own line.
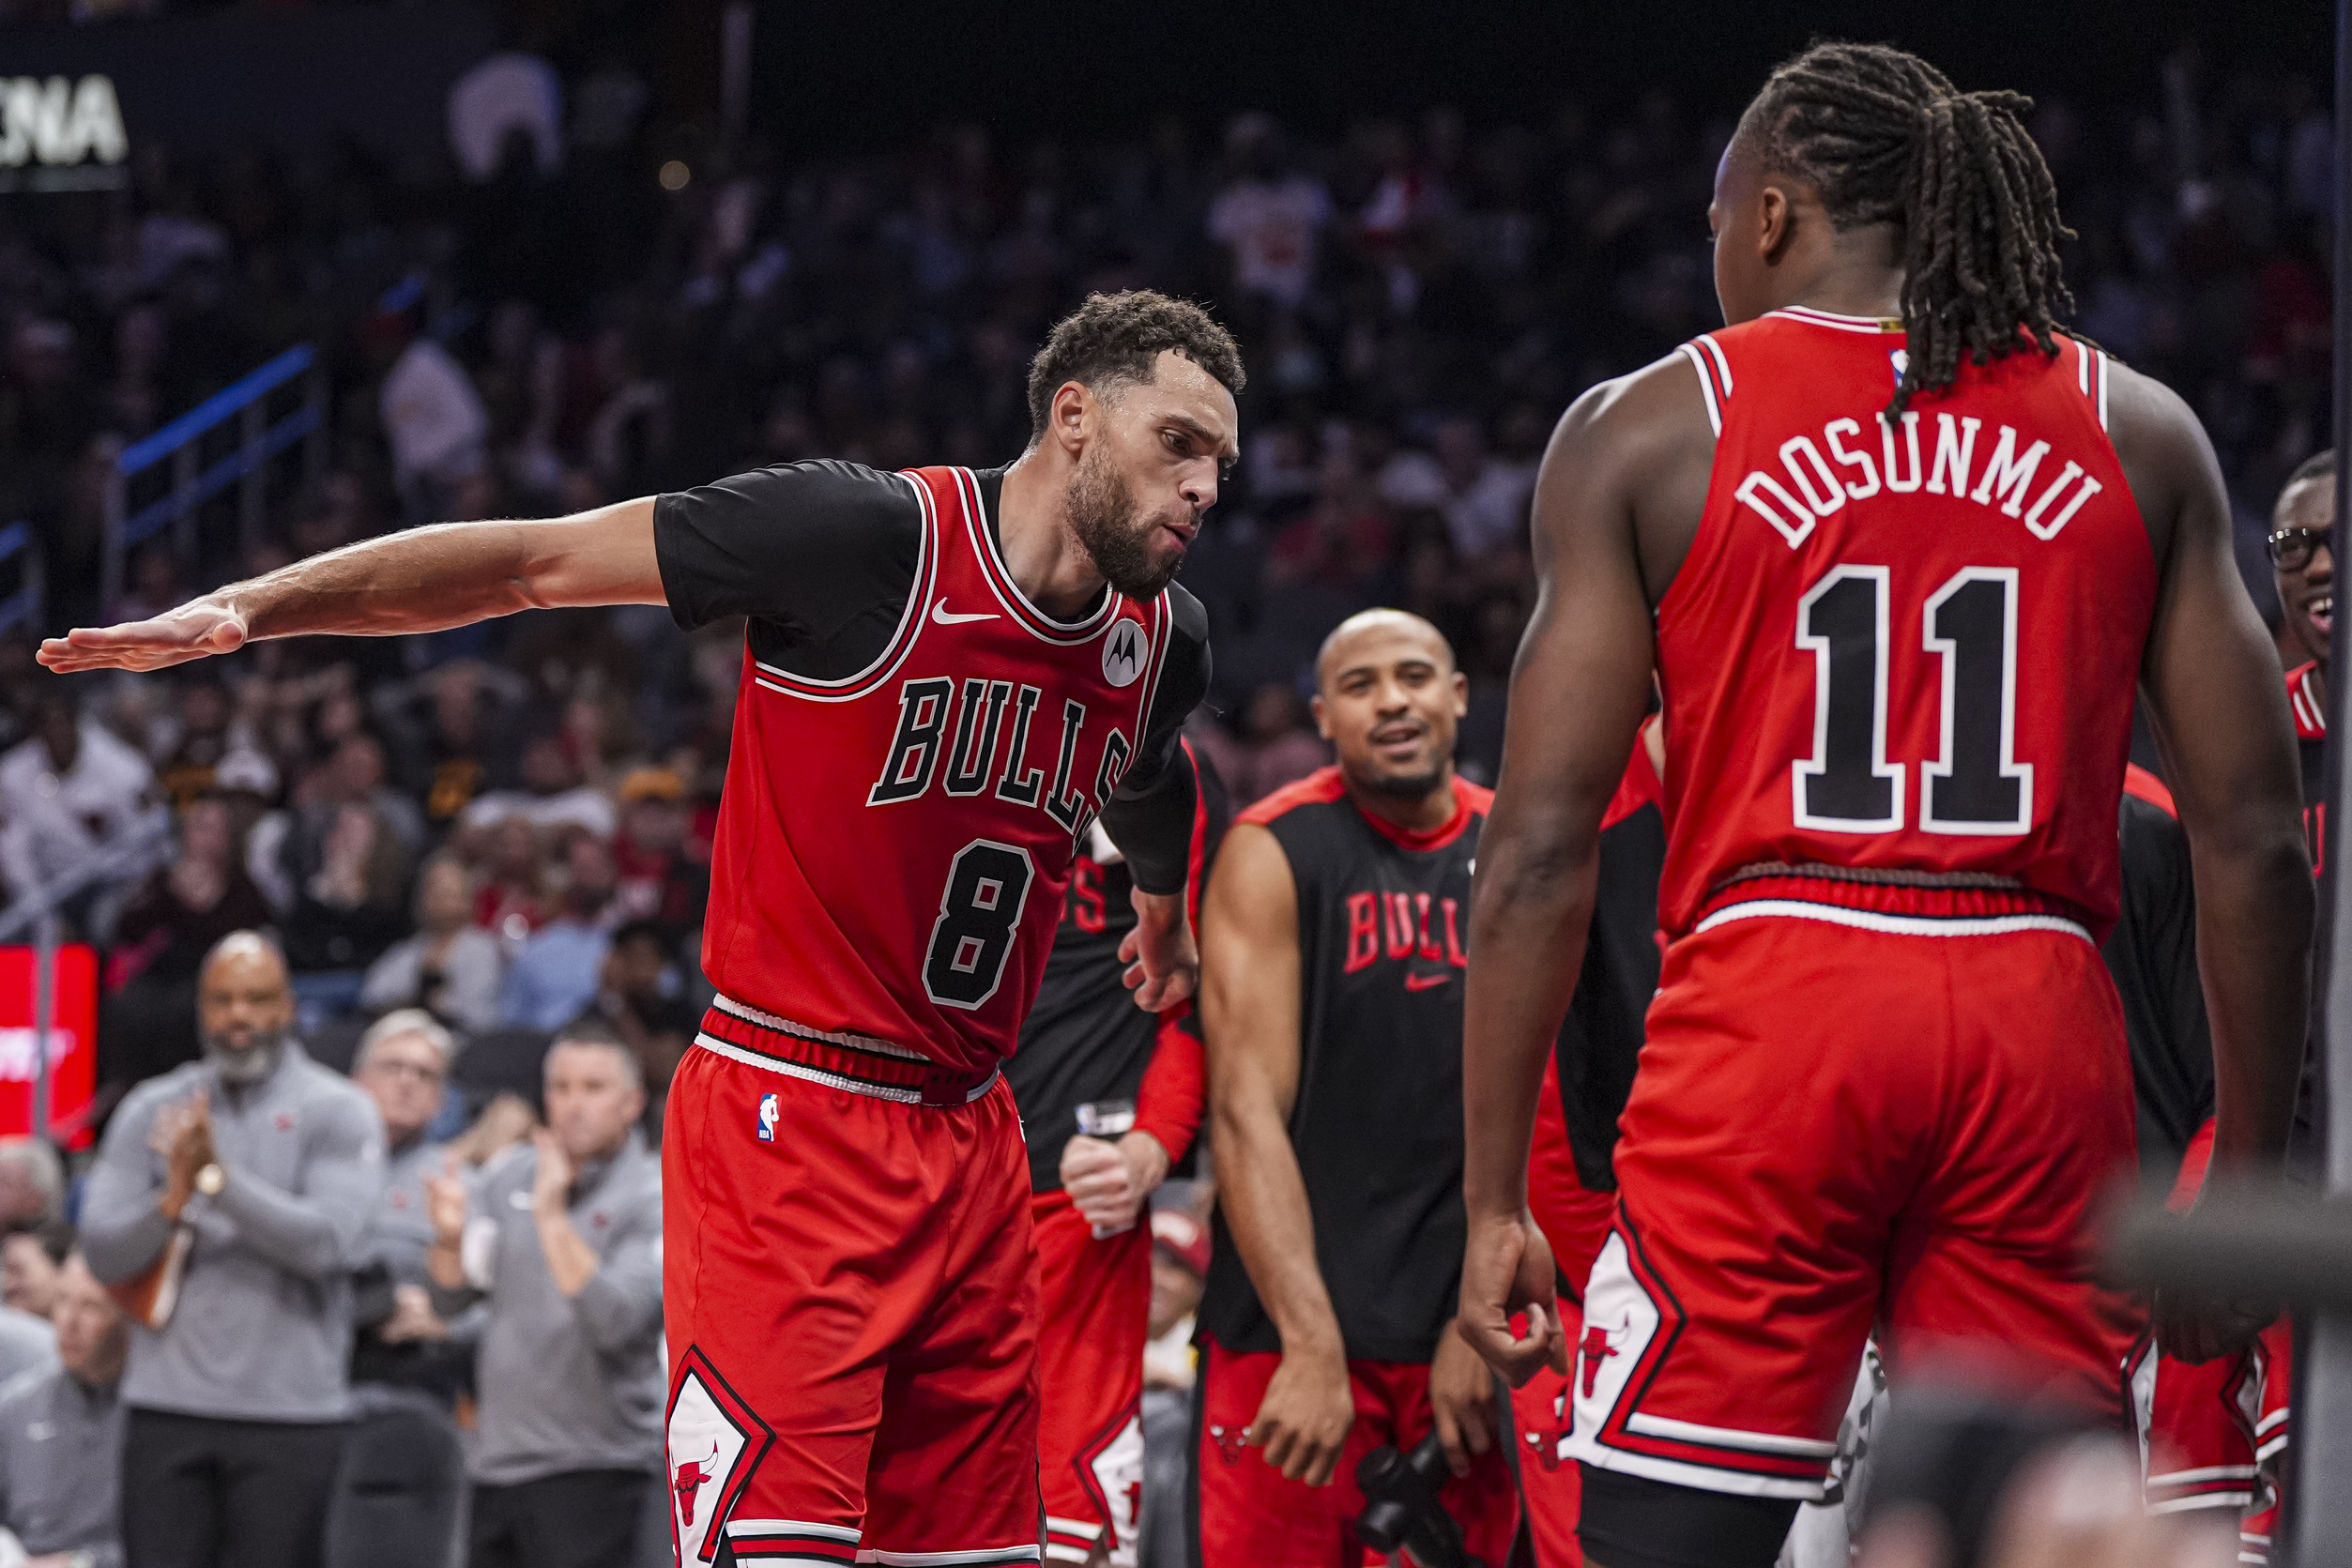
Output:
[1455, 41, 2312, 1568]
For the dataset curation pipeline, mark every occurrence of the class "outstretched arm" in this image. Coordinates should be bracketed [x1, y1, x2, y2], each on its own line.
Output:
[38, 498, 663, 673]
[1458, 374, 1677, 1384]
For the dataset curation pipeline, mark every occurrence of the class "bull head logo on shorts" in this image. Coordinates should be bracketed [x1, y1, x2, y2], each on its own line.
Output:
[673, 1443, 720, 1528]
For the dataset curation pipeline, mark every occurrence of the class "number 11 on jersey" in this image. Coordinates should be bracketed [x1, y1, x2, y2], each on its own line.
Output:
[1795, 562, 2033, 835]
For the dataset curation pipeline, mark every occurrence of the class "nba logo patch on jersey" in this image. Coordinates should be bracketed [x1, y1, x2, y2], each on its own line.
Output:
[1889, 347, 1909, 387]
[756, 1092, 778, 1143]
[1102, 618, 1146, 687]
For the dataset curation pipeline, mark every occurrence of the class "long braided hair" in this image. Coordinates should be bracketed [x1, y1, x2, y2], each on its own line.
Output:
[1737, 42, 2075, 416]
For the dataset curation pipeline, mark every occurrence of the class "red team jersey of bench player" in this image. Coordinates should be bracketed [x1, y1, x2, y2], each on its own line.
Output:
[1654, 310, 2156, 936]
[695, 464, 1177, 1077]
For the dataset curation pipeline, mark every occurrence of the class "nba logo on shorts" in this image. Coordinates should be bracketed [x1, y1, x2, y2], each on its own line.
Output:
[756, 1093, 778, 1143]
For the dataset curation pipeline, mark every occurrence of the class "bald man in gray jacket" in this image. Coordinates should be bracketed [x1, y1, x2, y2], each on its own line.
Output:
[82, 935, 385, 1568]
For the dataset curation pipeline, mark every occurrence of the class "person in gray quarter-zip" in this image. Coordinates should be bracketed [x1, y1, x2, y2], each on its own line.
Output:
[0, 1253, 130, 1568]
[81, 932, 388, 1568]
[427, 1019, 662, 1568]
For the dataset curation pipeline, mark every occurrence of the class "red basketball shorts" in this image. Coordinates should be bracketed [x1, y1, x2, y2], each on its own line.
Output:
[663, 1029, 1042, 1566]
[1194, 1341, 1519, 1567]
[1568, 891, 2145, 1499]
[2133, 1119, 2294, 1562]
[1031, 1189, 1150, 1566]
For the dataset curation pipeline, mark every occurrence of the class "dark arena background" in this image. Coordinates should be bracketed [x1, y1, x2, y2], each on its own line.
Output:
[0, 0, 2345, 1564]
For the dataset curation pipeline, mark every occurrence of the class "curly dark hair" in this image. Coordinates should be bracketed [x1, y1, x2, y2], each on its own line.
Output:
[1024, 291, 1245, 443]
[1739, 41, 2074, 416]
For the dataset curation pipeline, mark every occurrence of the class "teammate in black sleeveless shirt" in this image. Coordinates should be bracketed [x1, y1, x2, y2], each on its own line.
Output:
[1008, 740, 1229, 1566]
[1194, 610, 1519, 1566]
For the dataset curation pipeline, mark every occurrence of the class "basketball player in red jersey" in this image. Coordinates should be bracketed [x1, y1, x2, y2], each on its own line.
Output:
[1452, 46, 2313, 1568]
[38, 292, 1242, 1568]
[1195, 611, 1519, 1565]
[1009, 738, 1228, 1567]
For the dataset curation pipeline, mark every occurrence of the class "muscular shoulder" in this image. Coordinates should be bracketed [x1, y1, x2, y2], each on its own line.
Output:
[2098, 356, 2215, 567]
[1540, 349, 1718, 602]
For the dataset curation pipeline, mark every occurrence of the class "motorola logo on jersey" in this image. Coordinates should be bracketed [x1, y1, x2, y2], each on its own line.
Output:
[866, 674, 1133, 842]
[1102, 618, 1146, 687]
[1734, 408, 2107, 550]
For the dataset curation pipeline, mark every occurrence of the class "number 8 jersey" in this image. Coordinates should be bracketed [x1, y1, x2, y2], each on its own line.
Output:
[1654, 309, 2154, 940]
[654, 461, 1208, 1077]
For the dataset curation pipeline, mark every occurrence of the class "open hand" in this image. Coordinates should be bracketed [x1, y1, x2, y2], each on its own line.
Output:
[529, 1129, 574, 1217]
[38, 596, 248, 674]
[1121, 888, 1199, 1012]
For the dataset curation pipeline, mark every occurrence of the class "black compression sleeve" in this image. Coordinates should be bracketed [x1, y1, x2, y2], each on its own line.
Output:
[1099, 585, 1212, 895]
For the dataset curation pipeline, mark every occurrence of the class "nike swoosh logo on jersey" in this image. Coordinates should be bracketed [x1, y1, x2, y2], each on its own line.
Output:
[1403, 971, 1453, 992]
[930, 597, 999, 625]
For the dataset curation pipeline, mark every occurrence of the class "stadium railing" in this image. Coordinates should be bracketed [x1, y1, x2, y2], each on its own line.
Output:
[100, 342, 326, 618]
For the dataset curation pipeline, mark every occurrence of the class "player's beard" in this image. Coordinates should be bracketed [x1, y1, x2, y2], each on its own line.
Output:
[202, 1022, 288, 1086]
[1068, 443, 1180, 601]
[1359, 759, 1452, 801]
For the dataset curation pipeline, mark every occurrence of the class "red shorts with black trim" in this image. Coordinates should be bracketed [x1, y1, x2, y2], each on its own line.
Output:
[1194, 1340, 1519, 1567]
[664, 1001, 1042, 1567]
[1568, 887, 2145, 1499]
[1032, 1190, 1150, 1565]
[2133, 1120, 2294, 1562]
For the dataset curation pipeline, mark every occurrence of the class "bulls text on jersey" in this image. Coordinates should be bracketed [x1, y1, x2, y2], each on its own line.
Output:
[867, 676, 1133, 846]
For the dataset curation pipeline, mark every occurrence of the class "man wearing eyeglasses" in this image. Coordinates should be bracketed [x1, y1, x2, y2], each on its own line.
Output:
[349, 1011, 466, 1403]
[2266, 449, 2335, 840]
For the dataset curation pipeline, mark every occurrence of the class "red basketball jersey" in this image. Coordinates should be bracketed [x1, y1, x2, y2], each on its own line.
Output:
[1654, 308, 2155, 938]
[700, 465, 1176, 1075]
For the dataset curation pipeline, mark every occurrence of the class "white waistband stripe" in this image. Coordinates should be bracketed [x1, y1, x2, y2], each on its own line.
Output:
[1694, 899, 2092, 945]
[694, 1033, 1000, 1105]
[1625, 1412, 1839, 1458]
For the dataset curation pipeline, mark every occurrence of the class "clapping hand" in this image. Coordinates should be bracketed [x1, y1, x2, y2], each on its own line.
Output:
[148, 1088, 215, 1221]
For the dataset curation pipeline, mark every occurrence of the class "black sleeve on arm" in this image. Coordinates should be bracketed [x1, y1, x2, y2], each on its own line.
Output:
[1100, 585, 1212, 896]
[653, 459, 923, 633]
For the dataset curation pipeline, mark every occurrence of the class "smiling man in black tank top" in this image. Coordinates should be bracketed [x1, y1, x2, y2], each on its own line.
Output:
[1194, 609, 1519, 1565]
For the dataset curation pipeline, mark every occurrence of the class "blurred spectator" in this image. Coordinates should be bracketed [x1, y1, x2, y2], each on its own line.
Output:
[154, 678, 274, 811]
[498, 836, 618, 1031]
[81, 933, 385, 1568]
[376, 313, 490, 525]
[461, 730, 617, 840]
[1377, 416, 1537, 558]
[1139, 1208, 1211, 1568]
[291, 732, 428, 860]
[107, 797, 272, 994]
[0, 1146, 62, 1234]
[1192, 684, 1326, 808]
[383, 661, 514, 831]
[475, 817, 552, 946]
[425, 1023, 662, 1568]
[349, 1012, 467, 1404]
[0, 1224, 68, 1321]
[359, 853, 507, 1034]
[282, 804, 412, 974]
[608, 768, 709, 936]
[1207, 115, 1332, 309]
[587, 920, 695, 1138]
[0, 1253, 127, 1568]
[448, 52, 565, 182]
[0, 695, 159, 902]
